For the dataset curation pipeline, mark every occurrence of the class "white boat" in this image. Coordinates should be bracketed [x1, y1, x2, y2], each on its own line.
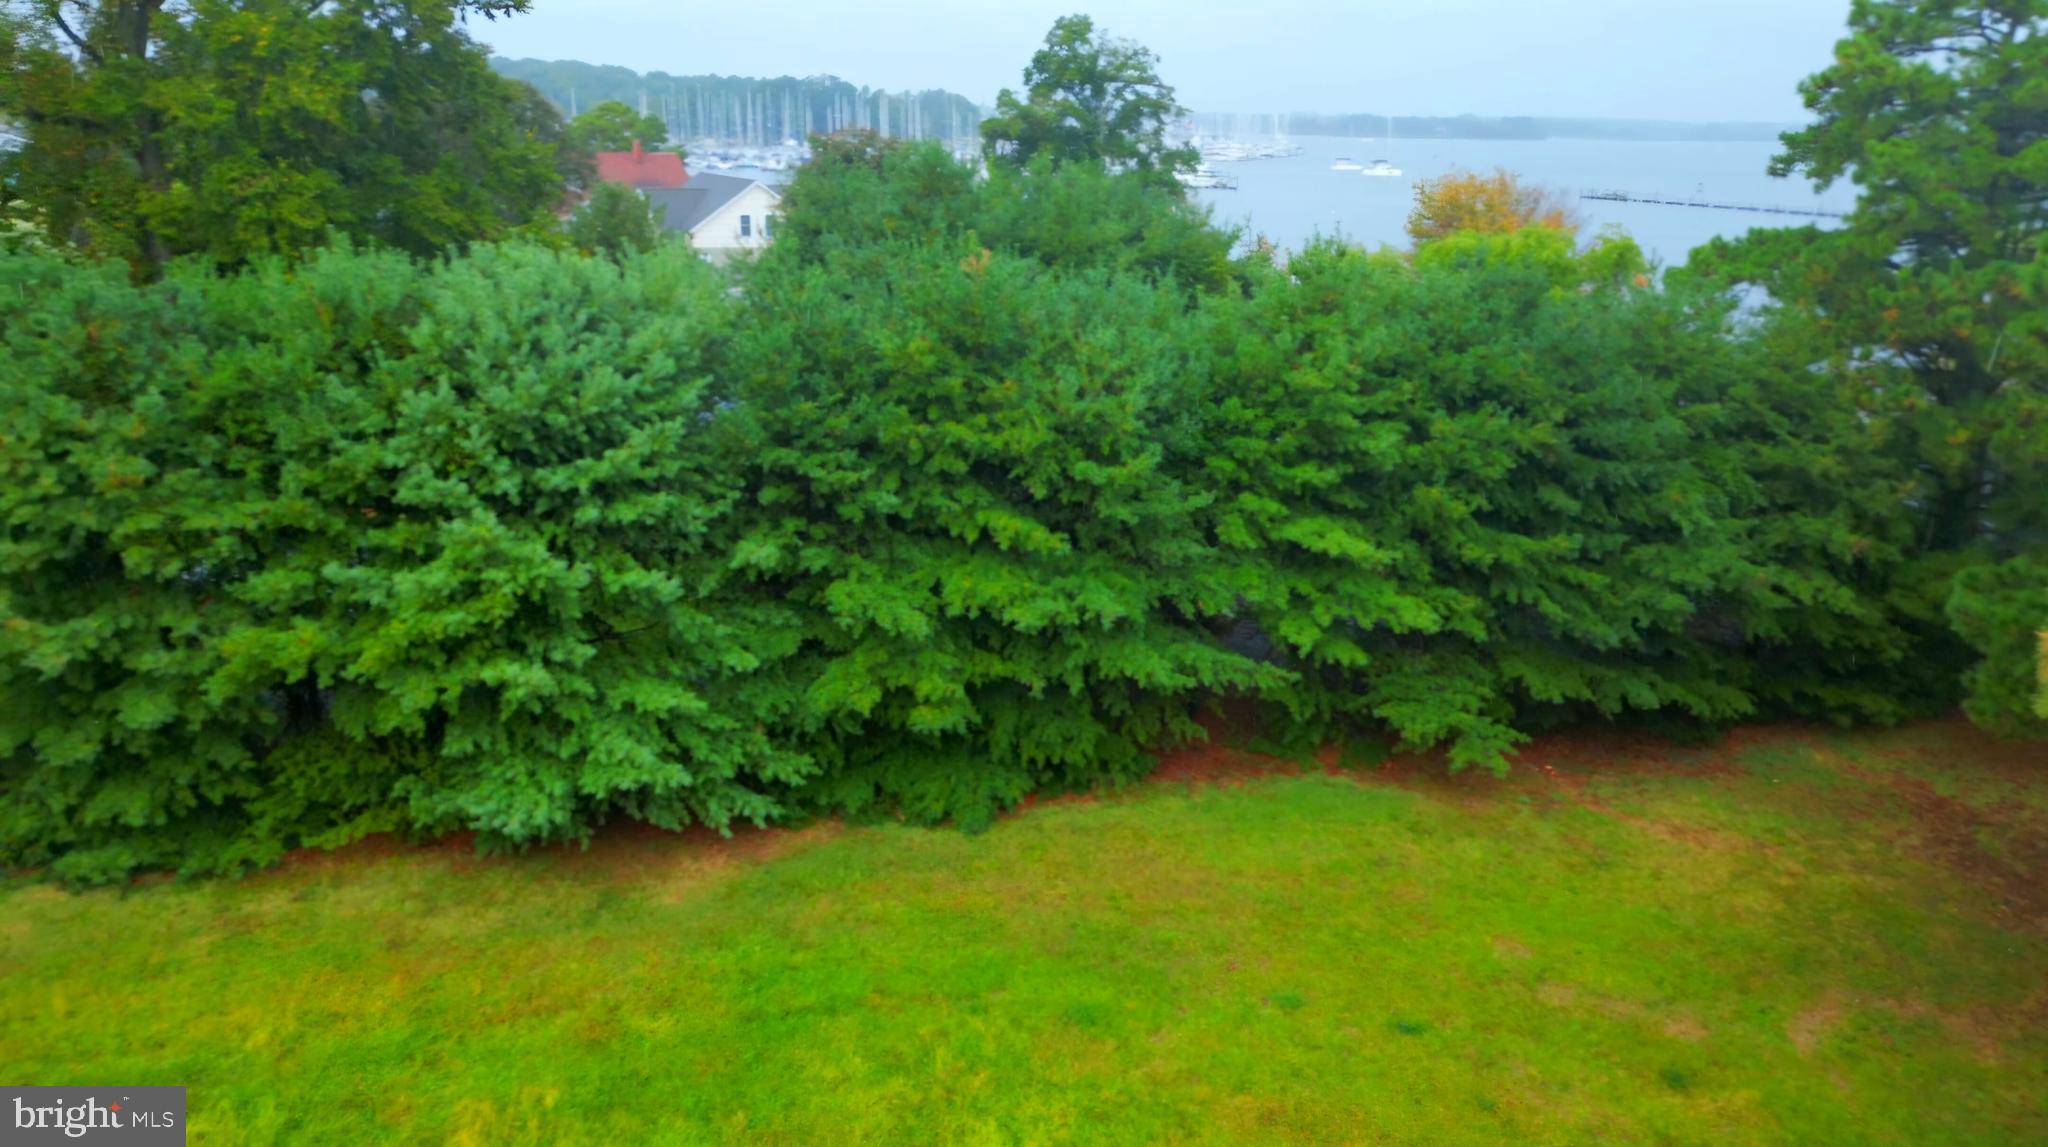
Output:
[1359, 116, 1402, 177]
[1330, 157, 1364, 172]
[1177, 165, 1239, 191]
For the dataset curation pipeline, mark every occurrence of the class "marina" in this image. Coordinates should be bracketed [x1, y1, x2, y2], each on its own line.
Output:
[695, 136, 1858, 261]
[1178, 166, 1241, 191]
[621, 123, 1857, 264]
[1177, 134, 1857, 264]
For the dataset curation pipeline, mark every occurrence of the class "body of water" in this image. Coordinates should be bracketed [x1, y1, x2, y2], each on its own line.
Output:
[1187, 135, 1855, 266]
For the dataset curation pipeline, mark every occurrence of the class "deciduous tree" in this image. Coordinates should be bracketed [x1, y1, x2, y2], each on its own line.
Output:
[567, 98, 669, 154]
[979, 14, 1197, 192]
[0, 0, 571, 275]
[567, 180, 664, 260]
[1406, 168, 1581, 245]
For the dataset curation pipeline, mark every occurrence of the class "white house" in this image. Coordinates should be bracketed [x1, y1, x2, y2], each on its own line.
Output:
[644, 174, 782, 263]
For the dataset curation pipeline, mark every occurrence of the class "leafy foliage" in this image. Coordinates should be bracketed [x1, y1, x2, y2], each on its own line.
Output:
[5, 8, 2044, 885]
[769, 132, 979, 262]
[0, 0, 572, 276]
[568, 99, 669, 154]
[1682, 0, 2047, 734]
[724, 237, 1275, 828]
[1947, 557, 2048, 736]
[1194, 233, 1930, 769]
[1407, 168, 1583, 245]
[772, 134, 1237, 297]
[980, 14, 1198, 192]
[566, 181, 665, 260]
[0, 243, 802, 882]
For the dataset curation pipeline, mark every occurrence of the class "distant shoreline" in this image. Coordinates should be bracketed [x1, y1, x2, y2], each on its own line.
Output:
[487, 55, 1796, 147]
[1194, 114, 1794, 144]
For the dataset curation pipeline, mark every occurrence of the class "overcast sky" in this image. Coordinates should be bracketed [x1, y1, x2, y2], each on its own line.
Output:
[472, 1, 1851, 122]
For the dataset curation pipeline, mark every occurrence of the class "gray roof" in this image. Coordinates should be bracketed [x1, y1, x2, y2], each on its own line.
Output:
[644, 173, 776, 235]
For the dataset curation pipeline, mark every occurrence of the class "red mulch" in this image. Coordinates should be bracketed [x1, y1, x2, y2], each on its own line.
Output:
[180, 713, 2039, 891]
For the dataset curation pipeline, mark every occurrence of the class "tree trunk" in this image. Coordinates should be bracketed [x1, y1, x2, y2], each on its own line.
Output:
[124, 0, 173, 277]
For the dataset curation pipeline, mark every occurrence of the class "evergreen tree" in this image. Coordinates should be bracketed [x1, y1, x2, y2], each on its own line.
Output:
[727, 236, 1271, 829]
[1684, 0, 2047, 735]
[1203, 236, 1746, 768]
[0, 243, 802, 882]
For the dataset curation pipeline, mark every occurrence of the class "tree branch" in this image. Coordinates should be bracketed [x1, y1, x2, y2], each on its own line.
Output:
[50, 7, 102, 65]
[19, 103, 104, 131]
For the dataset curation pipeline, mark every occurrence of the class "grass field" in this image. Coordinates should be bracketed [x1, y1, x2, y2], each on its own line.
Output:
[3, 721, 2044, 1145]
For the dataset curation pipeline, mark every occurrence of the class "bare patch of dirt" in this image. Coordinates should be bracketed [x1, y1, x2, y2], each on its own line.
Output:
[558, 821, 842, 893]
[1147, 715, 1847, 834]
[1512, 726, 1763, 780]
[227, 718, 2037, 903]
[1010, 790, 1098, 814]
[1937, 1010, 2010, 1065]
[276, 830, 486, 876]
[1491, 935, 1534, 961]
[1876, 717, 2048, 775]
[264, 819, 840, 892]
[1876, 773, 2048, 928]
[1788, 992, 1849, 1055]
[1536, 982, 1650, 1023]
[1662, 1015, 1709, 1042]
[1546, 779, 1758, 853]
[1876, 997, 2028, 1065]
[1787, 991, 2030, 1064]
[1532, 982, 1707, 1041]
[1150, 738, 1306, 787]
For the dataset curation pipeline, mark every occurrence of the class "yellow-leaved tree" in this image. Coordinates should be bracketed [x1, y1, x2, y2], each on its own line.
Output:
[1406, 168, 1581, 245]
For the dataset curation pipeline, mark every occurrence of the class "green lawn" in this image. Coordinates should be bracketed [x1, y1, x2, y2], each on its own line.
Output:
[3, 723, 2043, 1145]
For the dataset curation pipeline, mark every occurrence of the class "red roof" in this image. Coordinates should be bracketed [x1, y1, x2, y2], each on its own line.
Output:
[594, 141, 689, 190]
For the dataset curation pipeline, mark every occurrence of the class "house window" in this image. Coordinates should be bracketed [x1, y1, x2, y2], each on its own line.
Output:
[739, 214, 752, 238]
[764, 214, 776, 239]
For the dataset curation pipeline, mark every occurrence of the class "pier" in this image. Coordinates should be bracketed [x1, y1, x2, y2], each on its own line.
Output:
[1579, 189, 1845, 219]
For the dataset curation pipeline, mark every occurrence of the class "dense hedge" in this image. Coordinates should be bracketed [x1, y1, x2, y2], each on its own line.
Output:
[724, 238, 1273, 829]
[1, 152, 2037, 882]
[1, 244, 804, 882]
[1198, 230, 1950, 767]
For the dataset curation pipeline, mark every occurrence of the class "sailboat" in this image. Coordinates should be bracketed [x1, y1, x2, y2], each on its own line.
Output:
[1361, 115, 1403, 177]
[1330, 156, 1364, 172]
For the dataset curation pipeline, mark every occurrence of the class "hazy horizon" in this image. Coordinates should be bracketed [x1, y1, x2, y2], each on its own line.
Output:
[470, 0, 1849, 123]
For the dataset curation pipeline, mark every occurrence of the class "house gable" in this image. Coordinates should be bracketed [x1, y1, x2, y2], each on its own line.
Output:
[643, 175, 783, 255]
[686, 183, 783, 245]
